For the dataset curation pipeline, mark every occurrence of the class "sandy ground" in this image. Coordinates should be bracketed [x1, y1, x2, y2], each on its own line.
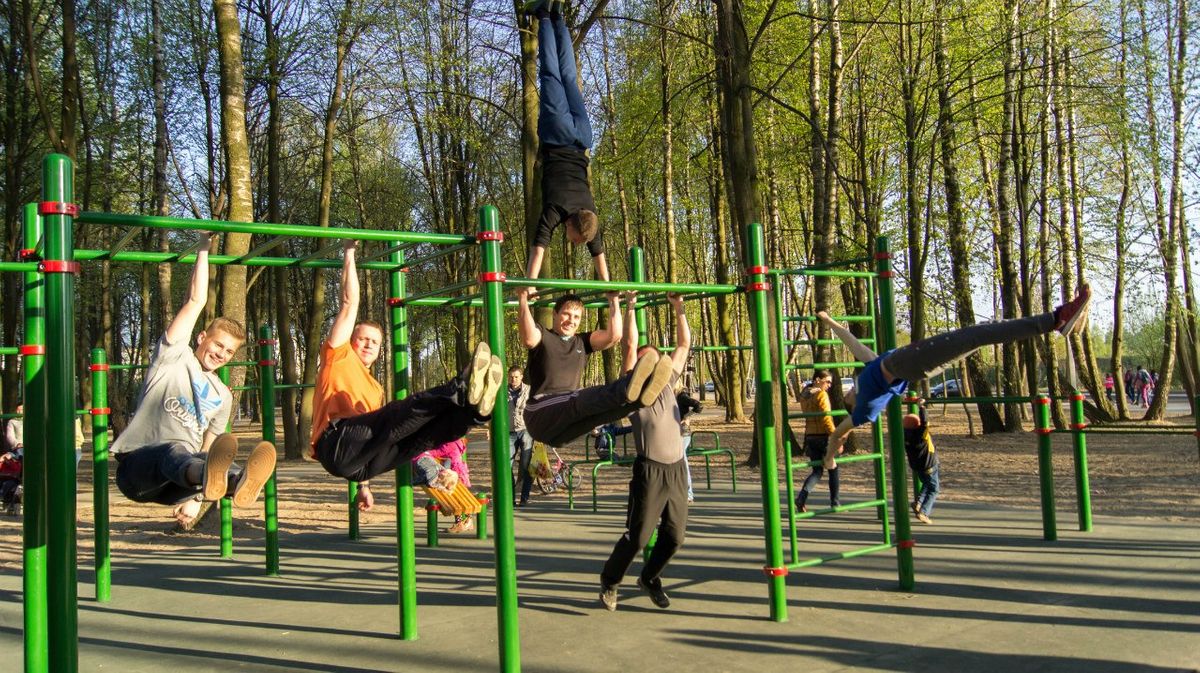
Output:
[0, 403, 1196, 569]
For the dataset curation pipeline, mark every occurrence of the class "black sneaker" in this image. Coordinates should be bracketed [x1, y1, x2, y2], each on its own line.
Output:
[1054, 283, 1092, 335]
[636, 577, 670, 609]
[599, 585, 618, 611]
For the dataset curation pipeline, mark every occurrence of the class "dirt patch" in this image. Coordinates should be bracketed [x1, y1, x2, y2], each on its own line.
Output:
[1, 404, 1196, 572]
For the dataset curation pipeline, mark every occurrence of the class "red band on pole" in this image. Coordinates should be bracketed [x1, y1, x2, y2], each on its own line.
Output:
[387, 297, 404, 306]
[478, 497, 491, 506]
[761, 566, 789, 577]
[476, 230, 504, 242]
[258, 360, 277, 367]
[38, 201, 79, 217]
[257, 339, 277, 346]
[874, 251, 892, 260]
[1071, 393, 1085, 401]
[89, 363, 110, 371]
[1193, 431, 1200, 438]
[746, 281, 771, 292]
[744, 265, 769, 276]
[426, 503, 440, 512]
[90, 407, 111, 415]
[1036, 428, 1054, 435]
[19, 248, 38, 261]
[1033, 396, 1050, 406]
[38, 260, 80, 274]
[897, 539, 916, 549]
[19, 345, 45, 356]
[399, 267, 409, 273]
[479, 272, 506, 283]
[878, 270, 895, 279]
[1070, 423, 1088, 431]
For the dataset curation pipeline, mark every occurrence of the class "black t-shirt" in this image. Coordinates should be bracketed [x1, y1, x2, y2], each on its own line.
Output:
[903, 408, 938, 473]
[526, 324, 595, 396]
[535, 145, 604, 257]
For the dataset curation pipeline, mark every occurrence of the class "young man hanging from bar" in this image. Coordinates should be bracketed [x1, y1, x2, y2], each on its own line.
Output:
[517, 284, 674, 449]
[522, 0, 609, 283]
[599, 291, 691, 611]
[309, 240, 504, 511]
[818, 284, 1092, 469]
[112, 231, 276, 526]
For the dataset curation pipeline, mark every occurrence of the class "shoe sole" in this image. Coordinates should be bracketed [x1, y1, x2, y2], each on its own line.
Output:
[477, 355, 504, 417]
[625, 350, 660, 403]
[638, 356, 675, 407]
[1057, 285, 1092, 335]
[202, 434, 239, 500]
[466, 342, 492, 406]
[232, 441, 277, 508]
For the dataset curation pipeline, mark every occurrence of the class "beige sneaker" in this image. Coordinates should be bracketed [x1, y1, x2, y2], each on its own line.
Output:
[202, 434, 239, 501]
[638, 356, 675, 407]
[625, 350, 660, 403]
[466, 341, 493, 406]
[447, 517, 475, 534]
[231, 441, 277, 508]
[916, 511, 932, 524]
[477, 354, 504, 417]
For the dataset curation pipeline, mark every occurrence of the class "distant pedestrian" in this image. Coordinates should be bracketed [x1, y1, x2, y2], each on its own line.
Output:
[1104, 373, 1115, 402]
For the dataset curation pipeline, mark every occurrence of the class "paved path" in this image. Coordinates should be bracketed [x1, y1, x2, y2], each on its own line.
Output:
[2, 486, 1198, 672]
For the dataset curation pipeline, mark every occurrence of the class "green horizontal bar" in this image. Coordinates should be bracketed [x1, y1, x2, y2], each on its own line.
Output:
[921, 396, 1033, 405]
[74, 249, 403, 271]
[790, 498, 887, 520]
[229, 385, 257, 392]
[787, 542, 895, 569]
[787, 409, 850, 419]
[771, 257, 873, 273]
[0, 346, 18, 355]
[273, 383, 314, 390]
[791, 451, 882, 470]
[1053, 427, 1194, 436]
[505, 277, 742, 294]
[77, 211, 475, 246]
[108, 363, 149, 371]
[661, 345, 752, 352]
[788, 361, 866, 370]
[0, 262, 38, 272]
[787, 338, 875, 347]
[790, 269, 878, 279]
[225, 361, 257, 368]
[784, 315, 874, 323]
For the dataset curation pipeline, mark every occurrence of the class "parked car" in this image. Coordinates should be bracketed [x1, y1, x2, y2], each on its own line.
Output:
[929, 379, 963, 398]
[704, 381, 715, 393]
[840, 377, 855, 391]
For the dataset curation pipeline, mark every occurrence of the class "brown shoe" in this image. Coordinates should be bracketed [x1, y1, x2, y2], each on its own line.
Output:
[465, 342, 492, 406]
[916, 511, 932, 524]
[232, 441, 277, 508]
[625, 350, 660, 403]
[638, 355, 675, 406]
[202, 434, 238, 501]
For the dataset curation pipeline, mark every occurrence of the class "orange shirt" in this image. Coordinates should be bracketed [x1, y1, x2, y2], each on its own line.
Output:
[309, 340, 384, 456]
[800, 386, 837, 436]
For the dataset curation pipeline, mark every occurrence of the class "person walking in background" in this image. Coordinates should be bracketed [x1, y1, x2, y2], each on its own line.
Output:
[507, 365, 534, 507]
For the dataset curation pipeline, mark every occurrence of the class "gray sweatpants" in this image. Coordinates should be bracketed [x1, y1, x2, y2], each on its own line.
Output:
[882, 312, 1055, 382]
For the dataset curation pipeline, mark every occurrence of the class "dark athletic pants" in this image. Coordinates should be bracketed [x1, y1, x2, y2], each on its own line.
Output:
[601, 456, 689, 591]
[882, 313, 1055, 382]
[315, 379, 484, 483]
[115, 441, 243, 505]
[523, 373, 641, 447]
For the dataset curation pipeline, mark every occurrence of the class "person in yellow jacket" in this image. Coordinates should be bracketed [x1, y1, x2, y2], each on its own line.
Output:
[794, 370, 840, 513]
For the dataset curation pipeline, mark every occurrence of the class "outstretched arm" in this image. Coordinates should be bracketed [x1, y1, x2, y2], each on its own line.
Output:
[621, 291, 638, 374]
[516, 287, 542, 349]
[328, 240, 360, 349]
[526, 245, 547, 281]
[164, 232, 216, 345]
[592, 252, 610, 282]
[589, 292, 623, 351]
[667, 293, 690, 375]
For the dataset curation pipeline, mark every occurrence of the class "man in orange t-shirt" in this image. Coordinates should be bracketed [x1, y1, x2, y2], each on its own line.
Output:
[310, 240, 503, 511]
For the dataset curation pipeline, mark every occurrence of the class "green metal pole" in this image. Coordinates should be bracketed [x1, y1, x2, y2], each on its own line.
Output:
[1033, 394, 1058, 541]
[257, 328, 280, 574]
[23, 201, 49, 673]
[390, 253, 418, 641]
[348, 481, 361, 540]
[479, 205, 520, 671]
[90, 350, 111, 602]
[43, 153, 79, 672]
[875, 236, 913, 590]
[216, 366, 234, 558]
[1068, 392, 1092, 531]
[628, 248, 659, 561]
[746, 223, 787, 622]
[773, 278, 800, 564]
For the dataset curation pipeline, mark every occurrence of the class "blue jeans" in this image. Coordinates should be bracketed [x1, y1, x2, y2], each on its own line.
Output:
[115, 441, 242, 506]
[914, 464, 940, 515]
[537, 15, 592, 149]
[796, 436, 839, 508]
[509, 430, 533, 503]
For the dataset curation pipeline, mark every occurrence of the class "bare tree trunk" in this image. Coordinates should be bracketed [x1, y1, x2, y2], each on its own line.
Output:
[660, 0, 678, 285]
[994, 0, 1023, 429]
[1038, 0, 1067, 427]
[151, 0, 174, 325]
[1110, 0, 1132, 419]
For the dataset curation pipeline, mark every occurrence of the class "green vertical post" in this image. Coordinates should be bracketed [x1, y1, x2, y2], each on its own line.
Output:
[23, 200, 49, 673]
[772, 280, 800, 564]
[746, 223, 787, 622]
[257, 327, 280, 574]
[1033, 394, 1057, 541]
[1068, 392, 1092, 532]
[875, 236, 913, 590]
[216, 366, 234, 558]
[476, 494, 488, 540]
[629, 248, 657, 562]
[426, 505, 439, 546]
[348, 481, 361, 540]
[479, 205, 520, 671]
[390, 253, 418, 641]
[43, 153, 78, 672]
[868, 271, 888, 527]
[90, 350, 111, 602]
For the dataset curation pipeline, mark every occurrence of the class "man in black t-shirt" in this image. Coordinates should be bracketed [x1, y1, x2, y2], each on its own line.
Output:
[523, 0, 609, 282]
[518, 289, 673, 446]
